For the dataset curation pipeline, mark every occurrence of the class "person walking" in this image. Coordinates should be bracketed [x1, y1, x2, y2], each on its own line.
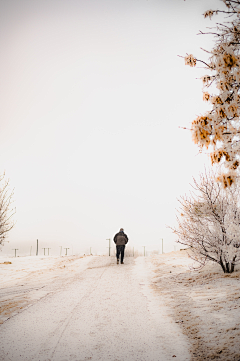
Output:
[113, 228, 128, 264]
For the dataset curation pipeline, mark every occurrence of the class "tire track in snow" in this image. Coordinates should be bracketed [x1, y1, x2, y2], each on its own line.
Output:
[49, 265, 108, 360]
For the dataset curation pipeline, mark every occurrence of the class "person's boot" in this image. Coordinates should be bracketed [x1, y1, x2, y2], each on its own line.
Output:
[121, 261, 124, 264]
[117, 259, 119, 264]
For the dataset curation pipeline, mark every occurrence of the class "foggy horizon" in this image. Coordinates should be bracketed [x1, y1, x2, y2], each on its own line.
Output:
[0, 0, 223, 257]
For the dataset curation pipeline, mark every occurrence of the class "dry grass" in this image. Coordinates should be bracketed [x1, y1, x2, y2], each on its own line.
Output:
[0, 298, 29, 324]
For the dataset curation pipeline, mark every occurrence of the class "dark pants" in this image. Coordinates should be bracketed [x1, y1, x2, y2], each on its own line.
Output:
[116, 245, 125, 263]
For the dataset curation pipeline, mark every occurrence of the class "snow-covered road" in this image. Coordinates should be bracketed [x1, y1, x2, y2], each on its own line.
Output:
[0, 256, 190, 361]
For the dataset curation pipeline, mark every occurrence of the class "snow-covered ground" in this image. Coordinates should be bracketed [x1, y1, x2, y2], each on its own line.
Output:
[151, 251, 240, 361]
[0, 254, 191, 361]
[0, 255, 93, 324]
[0, 252, 239, 360]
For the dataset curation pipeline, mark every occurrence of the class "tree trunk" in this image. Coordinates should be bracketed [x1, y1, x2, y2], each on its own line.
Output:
[219, 255, 235, 273]
[219, 255, 226, 273]
[229, 262, 235, 273]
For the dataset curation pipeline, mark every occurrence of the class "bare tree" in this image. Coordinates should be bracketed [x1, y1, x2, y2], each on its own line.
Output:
[0, 173, 15, 246]
[171, 170, 240, 273]
[184, 0, 240, 187]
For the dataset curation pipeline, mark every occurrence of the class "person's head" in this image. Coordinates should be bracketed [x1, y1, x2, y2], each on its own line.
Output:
[120, 228, 124, 232]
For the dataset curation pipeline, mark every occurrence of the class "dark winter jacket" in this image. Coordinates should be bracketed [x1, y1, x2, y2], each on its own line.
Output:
[114, 231, 128, 246]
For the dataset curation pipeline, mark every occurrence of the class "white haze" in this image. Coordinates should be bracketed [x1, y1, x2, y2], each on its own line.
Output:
[0, 0, 224, 256]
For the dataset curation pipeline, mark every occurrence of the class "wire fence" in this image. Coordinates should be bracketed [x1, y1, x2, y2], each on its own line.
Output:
[1, 239, 183, 258]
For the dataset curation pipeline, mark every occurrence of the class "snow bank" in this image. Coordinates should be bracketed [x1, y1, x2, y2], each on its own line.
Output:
[150, 251, 240, 360]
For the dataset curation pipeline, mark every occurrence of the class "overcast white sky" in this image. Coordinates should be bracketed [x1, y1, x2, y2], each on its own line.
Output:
[0, 0, 225, 256]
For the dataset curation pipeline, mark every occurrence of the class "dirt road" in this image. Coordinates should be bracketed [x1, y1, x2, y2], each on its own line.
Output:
[0, 256, 190, 361]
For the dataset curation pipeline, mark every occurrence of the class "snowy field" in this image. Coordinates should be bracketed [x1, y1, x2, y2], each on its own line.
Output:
[0, 252, 239, 360]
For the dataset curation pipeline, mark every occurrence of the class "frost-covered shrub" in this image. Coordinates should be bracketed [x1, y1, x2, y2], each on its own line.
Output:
[184, 0, 240, 187]
[124, 247, 134, 257]
[0, 173, 15, 246]
[172, 170, 240, 273]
